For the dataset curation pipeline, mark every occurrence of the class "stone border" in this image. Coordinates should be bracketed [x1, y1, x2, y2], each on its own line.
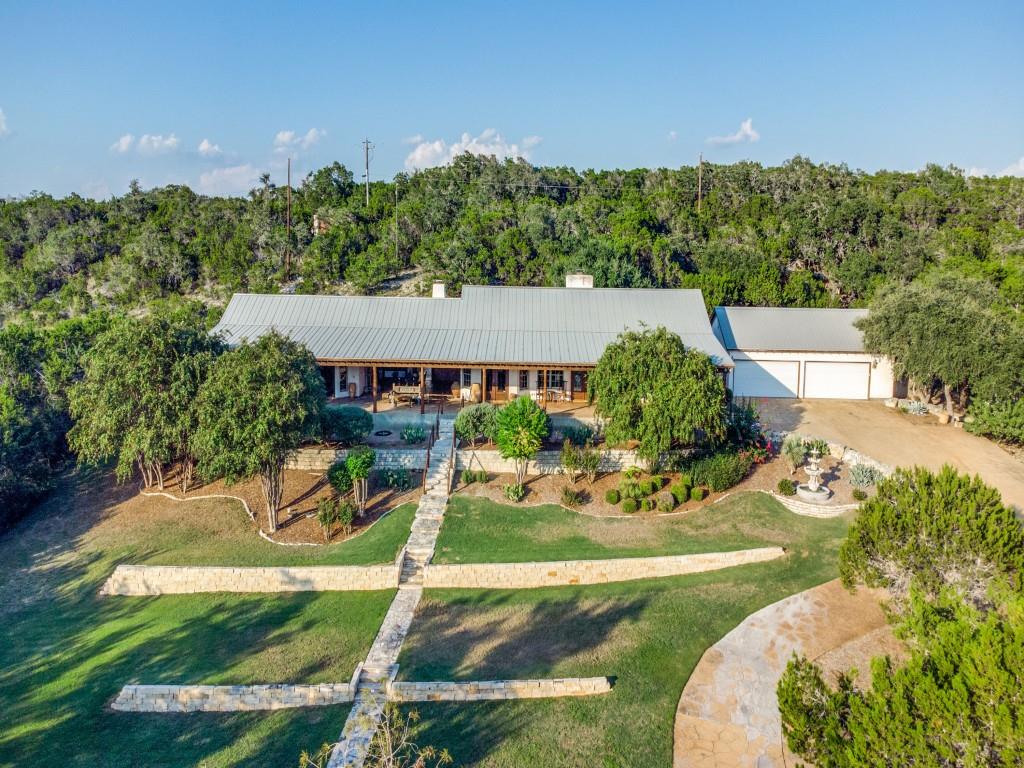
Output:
[112, 683, 354, 712]
[422, 547, 785, 589]
[99, 563, 400, 595]
[389, 677, 612, 701]
[768, 491, 859, 518]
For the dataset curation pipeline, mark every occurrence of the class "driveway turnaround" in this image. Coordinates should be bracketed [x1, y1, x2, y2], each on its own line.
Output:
[674, 580, 898, 768]
[758, 399, 1024, 510]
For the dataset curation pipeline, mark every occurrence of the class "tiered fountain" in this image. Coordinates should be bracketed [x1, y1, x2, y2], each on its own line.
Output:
[796, 448, 832, 504]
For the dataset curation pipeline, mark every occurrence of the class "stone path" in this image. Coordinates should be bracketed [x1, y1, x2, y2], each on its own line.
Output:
[327, 418, 455, 768]
[673, 579, 898, 768]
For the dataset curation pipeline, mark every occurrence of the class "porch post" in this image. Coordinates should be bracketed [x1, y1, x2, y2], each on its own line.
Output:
[419, 365, 425, 414]
[482, 366, 488, 403]
[371, 366, 378, 413]
[542, 368, 547, 410]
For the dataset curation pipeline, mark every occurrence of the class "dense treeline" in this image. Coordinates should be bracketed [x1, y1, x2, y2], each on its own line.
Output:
[2, 156, 1023, 325]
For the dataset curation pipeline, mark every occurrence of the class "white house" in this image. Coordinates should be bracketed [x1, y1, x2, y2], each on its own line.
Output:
[711, 306, 895, 400]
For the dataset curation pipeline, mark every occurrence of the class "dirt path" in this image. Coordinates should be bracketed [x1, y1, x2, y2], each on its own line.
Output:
[673, 580, 898, 768]
[757, 399, 1024, 510]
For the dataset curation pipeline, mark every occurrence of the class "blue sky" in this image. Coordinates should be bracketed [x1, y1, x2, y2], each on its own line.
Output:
[1, 0, 1022, 198]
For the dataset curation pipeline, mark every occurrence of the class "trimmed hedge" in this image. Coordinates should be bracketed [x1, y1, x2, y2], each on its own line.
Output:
[622, 498, 638, 514]
[605, 488, 621, 505]
[689, 449, 753, 492]
[690, 487, 705, 502]
[670, 483, 691, 505]
[641, 498, 654, 512]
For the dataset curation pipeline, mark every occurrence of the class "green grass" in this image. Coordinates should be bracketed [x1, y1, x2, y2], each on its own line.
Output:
[0, 470, 399, 767]
[435, 492, 823, 563]
[399, 496, 852, 767]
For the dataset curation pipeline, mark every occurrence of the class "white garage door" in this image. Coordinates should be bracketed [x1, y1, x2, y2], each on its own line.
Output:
[732, 360, 800, 398]
[802, 361, 870, 399]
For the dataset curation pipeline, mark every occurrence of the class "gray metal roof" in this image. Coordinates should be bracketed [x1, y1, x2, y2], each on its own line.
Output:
[212, 287, 733, 367]
[712, 306, 869, 353]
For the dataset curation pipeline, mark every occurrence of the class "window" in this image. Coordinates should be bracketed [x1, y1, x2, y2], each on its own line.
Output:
[519, 370, 529, 390]
[546, 370, 565, 389]
[461, 368, 473, 386]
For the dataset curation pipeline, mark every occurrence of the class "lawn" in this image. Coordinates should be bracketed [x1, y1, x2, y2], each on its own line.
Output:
[399, 494, 852, 767]
[0, 470, 399, 767]
[434, 491, 825, 563]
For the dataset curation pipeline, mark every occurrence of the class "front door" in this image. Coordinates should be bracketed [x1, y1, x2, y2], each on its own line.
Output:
[488, 369, 508, 401]
[571, 370, 589, 402]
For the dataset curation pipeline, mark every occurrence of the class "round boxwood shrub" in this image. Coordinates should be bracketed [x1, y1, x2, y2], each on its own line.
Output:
[638, 479, 654, 496]
[852, 488, 868, 501]
[777, 478, 797, 496]
[650, 475, 664, 490]
[460, 468, 475, 485]
[641, 498, 654, 512]
[670, 483, 690, 505]
[621, 498, 638, 514]
[475, 469, 488, 483]
[690, 487, 705, 502]
[605, 488, 621, 504]
[327, 462, 352, 494]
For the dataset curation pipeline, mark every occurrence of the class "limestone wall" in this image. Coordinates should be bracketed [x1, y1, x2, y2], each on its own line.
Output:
[287, 447, 427, 472]
[422, 547, 784, 589]
[112, 683, 354, 712]
[100, 564, 399, 595]
[455, 448, 647, 475]
[389, 677, 612, 702]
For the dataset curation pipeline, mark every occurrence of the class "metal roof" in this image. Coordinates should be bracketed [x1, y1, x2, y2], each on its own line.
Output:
[712, 306, 869, 353]
[212, 287, 733, 367]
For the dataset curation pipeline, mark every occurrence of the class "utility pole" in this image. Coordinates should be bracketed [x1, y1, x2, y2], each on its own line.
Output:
[394, 181, 399, 262]
[362, 138, 373, 206]
[697, 153, 703, 214]
[285, 157, 292, 276]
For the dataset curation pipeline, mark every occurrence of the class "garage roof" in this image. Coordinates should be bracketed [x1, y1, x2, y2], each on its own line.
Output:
[212, 287, 734, 367]
[712, 306, 869, 353]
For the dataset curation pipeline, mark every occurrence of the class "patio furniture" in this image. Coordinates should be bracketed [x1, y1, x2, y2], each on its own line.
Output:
[388, 384, 421, 405]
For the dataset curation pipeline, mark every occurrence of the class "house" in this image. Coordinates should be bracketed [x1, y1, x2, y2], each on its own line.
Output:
[711, 306, 895, 400]
[212, 275, 733, 411]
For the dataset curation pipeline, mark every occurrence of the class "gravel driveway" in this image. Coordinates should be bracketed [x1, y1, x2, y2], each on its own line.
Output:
[756, 399, 1024, 511]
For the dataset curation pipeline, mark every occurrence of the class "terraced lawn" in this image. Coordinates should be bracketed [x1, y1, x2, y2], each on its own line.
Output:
[400, 494, 853, 767]
[434, 491, 826, 563]
[0, 469, 399, 767]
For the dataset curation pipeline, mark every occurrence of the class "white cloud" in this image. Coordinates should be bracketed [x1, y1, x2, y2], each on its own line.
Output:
[110, 133, 135, 153]
[1000, 157, 1024, 177]
[197, 163, 261, 196]
[274, 127, 326, 153]
[0, 108, 8, 137]
[966, 166, 989, 178]
[402, 134, 424, 145]
[137, 133, 180, 153]
[706, 118, 760, 146]
[404, 128, 541, 171]
[198, 138, 222, 157]
[667, 130, 678, 142]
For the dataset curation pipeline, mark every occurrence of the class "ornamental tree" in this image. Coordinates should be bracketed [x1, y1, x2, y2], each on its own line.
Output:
[454, 402, 497, 447]
[192, 331, 325, 532]
[345, 445, 376, 516]
[588, 326, 727, 469]
[493, 395, 549, 485]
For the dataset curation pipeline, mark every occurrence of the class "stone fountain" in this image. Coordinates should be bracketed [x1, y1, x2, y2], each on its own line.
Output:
[796, 448, 832, 503]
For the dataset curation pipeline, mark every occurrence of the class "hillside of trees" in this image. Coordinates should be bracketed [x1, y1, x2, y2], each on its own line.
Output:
[3, 155, 1023, 325]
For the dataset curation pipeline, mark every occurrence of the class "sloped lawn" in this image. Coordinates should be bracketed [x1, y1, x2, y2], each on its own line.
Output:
[434, 491, 827, 563]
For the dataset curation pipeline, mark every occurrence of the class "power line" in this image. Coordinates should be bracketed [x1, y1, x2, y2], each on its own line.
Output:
[362, 138, 374, 206]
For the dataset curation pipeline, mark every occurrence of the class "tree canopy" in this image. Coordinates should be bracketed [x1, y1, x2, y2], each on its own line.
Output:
[588, 326, 727, 467]
[492, 396, 549, 485]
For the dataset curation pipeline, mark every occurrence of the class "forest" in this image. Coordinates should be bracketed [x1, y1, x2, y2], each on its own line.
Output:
[1, 155, 1023, 529]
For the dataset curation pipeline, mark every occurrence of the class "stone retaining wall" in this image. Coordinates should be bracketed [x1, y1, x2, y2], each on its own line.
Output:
[768, 431, 893, 477]
[456, 448, 647, 475]
[112, 683, 354, 712]
[422, 547, 785, 589]
[768, 492, 859, 519]
[287, 447, 427, 472]
[389, 677, 612, 702]
[100, 564, 399, 595]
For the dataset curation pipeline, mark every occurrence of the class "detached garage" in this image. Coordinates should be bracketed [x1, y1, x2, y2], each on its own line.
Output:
[712, 307, 894, 400]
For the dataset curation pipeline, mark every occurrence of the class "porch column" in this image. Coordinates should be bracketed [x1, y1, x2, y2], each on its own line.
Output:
[482, 366, 488, 403]
[542, 368, 547, 410]
[419, 365, 425, 414]
[371, 366, 378, 413]
[333, 366, 342, 399]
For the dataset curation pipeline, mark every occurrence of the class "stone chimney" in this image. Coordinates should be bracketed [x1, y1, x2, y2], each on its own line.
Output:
[431, 281, 447, 298]
[565, 273, 594, 289]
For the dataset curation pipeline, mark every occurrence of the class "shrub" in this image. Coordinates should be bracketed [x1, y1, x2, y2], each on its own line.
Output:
[781, 435, 806, 473]
[966, 400, 1024, 444]
[804, 438, 830, 456]
[670, 483, 690, 505]
[656, 491, 675, 512]
[621, 498, 638, 514]
[650, 475, 664, 490]
[561, 424, 594, 446]
[475, 469, 488, 483]
[690, 487, 705, 502]
[383, 468, 410, 490]
[502, 483, 526, 503]
[641, 498, 654, 512]
[777, 478, 796, 496]
[689, 449, 753, 492]
[320, 405, 373, 446]
[316, 497, 339, 541]
[400, 424, 426, 444]
[901, 400, 929, 416]
[677, 472, 692, 487]
[454, 402, 497, 447]
[561, 486, 584, 507]
[561, 438, 582, 483]
[619, 476, 643, 500]
[852, 488, 868, 501]
[578, 442, 601, 484]
[839, 465, 1024, 608]
[460, 468, 474, 485]
[494, 396, 549, 485]
[850, 463, 885, 488]
[335, 499, 355, 534]
[327, 461, 353, 495]
[639, 479, 655, 496]
[605, 488, 620, 504]
[623, 465, 643, 480]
